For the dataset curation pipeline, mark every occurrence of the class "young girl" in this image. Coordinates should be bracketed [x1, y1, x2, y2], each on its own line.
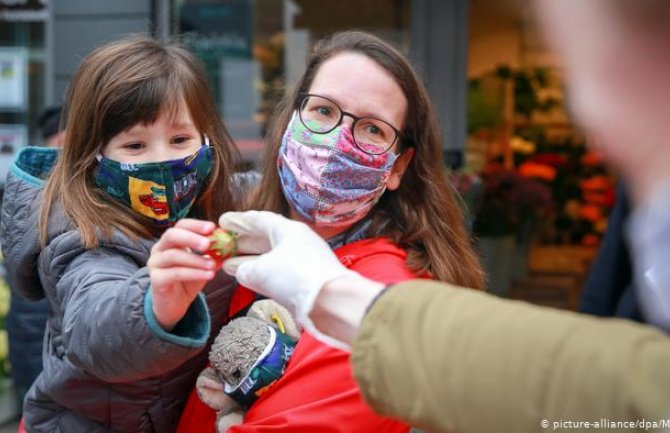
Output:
[178, 30, 484, 432]
[0, 36, 246, 432]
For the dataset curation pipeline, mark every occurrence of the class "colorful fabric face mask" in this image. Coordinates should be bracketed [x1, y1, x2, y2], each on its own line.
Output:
[95, 142, 212, 226]
[278, 112, 398, 228]
[224, 325, 296, 410]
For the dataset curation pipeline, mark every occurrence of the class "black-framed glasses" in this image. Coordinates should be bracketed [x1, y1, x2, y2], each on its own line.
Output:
[298, 94, 401, 155]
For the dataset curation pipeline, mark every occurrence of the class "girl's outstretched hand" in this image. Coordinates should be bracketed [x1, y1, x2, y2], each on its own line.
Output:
[147, 218, 219, 330]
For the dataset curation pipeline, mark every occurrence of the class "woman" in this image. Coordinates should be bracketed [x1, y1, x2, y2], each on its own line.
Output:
[178, 30, 484, 433]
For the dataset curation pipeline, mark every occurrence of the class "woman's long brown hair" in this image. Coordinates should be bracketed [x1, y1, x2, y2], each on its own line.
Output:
[39, 36, 239, 248]
[252, 31, 484, 289]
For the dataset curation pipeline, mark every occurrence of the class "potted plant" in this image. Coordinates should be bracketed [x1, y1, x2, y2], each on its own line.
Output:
[470, 162, 554, 296]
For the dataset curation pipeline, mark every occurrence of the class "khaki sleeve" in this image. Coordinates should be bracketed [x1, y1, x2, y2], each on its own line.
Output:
[352, 280, 670, 433]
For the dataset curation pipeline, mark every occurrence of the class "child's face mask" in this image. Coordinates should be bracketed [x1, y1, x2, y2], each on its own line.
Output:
[94, 141, 212, 226]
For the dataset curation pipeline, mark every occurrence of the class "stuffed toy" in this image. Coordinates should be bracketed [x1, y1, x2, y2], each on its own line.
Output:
[196, 299, 301, 432]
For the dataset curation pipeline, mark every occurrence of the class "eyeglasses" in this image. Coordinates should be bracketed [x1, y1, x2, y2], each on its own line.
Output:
[298, 94, 401, 155]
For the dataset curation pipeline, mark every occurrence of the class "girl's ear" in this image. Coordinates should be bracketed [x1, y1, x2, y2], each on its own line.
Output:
[386, 147, 415, 191]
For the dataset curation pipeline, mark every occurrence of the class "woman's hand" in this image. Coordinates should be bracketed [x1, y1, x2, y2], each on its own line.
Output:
[147, 218, 219, 331]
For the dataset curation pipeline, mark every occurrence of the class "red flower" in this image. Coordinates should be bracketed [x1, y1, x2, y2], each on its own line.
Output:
[528, 153, 568, 167]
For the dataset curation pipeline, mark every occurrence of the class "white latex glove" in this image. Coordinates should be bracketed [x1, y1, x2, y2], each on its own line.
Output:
[218, 210, 363, 350]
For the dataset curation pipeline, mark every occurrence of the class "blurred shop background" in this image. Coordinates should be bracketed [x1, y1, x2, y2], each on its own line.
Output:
[0, 0, 620, 425]
[0, 0, 467, 167]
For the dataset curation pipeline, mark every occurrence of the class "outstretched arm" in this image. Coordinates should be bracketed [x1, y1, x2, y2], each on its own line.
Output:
[219, 210, 670, 433]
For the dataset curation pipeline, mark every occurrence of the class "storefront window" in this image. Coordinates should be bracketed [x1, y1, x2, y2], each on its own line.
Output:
[0, 0, 47, 183]
[173, 0, 411, 164]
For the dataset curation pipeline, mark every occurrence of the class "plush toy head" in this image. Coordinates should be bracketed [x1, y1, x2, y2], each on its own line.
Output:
[209, 318, 271, 390]
[197, 299, 300, 433]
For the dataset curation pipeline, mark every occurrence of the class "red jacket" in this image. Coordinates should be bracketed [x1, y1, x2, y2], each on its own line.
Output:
[178, 237, 422, 433]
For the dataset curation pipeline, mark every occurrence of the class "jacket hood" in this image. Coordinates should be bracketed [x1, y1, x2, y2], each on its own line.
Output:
[1, 146, 59, 300]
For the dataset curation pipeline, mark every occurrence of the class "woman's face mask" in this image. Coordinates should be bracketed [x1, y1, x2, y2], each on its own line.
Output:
[94, 142, 212, 226]
[278, 112, 398, 228]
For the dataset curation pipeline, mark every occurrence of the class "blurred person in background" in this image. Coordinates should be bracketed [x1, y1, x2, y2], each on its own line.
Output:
[580, 183, 642, 321]
[539, 0, 670, 331]
[5, 106, 62, 408]
[37, 106, 65, 148]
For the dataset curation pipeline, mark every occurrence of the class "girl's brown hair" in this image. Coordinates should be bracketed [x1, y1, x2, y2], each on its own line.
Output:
[39, 36, 238, 248]
[253, 31, 484, 288]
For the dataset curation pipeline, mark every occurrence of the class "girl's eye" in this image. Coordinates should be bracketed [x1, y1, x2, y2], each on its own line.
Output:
[124, 142, 144, 150]
[172, 136, 192, 145]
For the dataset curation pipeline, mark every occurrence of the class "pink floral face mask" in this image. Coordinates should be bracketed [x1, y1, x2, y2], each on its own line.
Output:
[278, 112, 398, 228]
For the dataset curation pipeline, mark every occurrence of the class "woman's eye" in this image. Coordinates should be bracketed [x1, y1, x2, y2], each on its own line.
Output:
[316, 106, 333, 117]
[365, 124, 383, 136]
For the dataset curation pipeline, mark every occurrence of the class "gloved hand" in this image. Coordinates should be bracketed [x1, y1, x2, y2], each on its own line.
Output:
[219, 211, 366, 350]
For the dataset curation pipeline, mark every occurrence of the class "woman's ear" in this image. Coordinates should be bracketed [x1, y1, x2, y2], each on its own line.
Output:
[386, 148, 415, 191]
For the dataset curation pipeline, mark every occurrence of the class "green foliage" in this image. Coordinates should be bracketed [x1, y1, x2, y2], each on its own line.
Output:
[467, 64, 562, 135]
[467, 79, 504, 133]
[496, 65, 560, 119]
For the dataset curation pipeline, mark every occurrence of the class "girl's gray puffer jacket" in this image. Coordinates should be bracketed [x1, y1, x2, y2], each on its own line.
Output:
[0, 147, 256, 432]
